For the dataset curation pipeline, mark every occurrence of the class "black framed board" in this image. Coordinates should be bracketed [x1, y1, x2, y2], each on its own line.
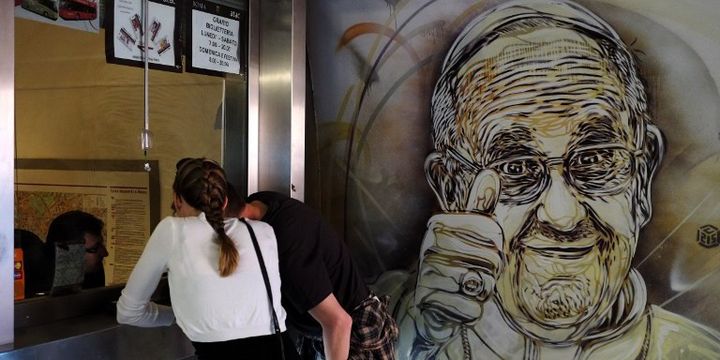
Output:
[105, 0, 182, 72]
[184, 0, 247, 77]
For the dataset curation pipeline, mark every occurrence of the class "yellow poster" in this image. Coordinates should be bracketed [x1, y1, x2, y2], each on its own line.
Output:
[15, 165, 154, 285]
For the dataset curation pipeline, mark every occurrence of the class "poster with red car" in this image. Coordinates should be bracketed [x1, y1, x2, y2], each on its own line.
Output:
[15, 0, 100, 33]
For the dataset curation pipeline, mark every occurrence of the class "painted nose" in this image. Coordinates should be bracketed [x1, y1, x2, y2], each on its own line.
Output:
[536, 170, 586, 232]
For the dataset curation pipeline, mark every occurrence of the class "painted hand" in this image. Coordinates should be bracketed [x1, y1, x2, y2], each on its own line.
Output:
[413, 170, 504, 343]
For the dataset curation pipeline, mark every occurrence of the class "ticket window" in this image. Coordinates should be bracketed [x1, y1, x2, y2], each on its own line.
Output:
[13, 16, 247, 302]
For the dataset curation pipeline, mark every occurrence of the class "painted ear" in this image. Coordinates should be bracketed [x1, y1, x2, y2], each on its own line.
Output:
[425, 152, 463, 212]
[637, 124, 665, 227]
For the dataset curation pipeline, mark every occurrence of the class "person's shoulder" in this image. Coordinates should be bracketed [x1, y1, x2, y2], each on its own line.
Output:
[241, 218, 278, 243]
[242, 217, 271, 228]
[148, 216, 180, 239]
[248, 191, 284, 202]
[239, 217, 274, 235]
[155, 216, 177, 228]
[249, 191, 304, 207]
[15, 229, 44, 249]
[646, 305, 720, 358]
[153, 215, 202, 234]
[157, 215, 190, 227]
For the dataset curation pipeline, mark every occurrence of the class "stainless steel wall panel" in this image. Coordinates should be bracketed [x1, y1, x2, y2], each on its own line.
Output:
[290, 0, 306, 201]
[0, 0, 16, 347]
[247, 0, 260, 195]
[258, 0, 293, 194]
[247, 0, 305, 197]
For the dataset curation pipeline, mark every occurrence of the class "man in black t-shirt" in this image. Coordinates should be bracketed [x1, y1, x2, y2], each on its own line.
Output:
[226, 187, 397, 359]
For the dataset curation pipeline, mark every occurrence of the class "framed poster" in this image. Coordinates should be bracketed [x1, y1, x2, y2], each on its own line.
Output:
[15, 159, 160, 286]
[15, 0, 100, 33]
[184, 0, 246, 76]
[105, 0, 182, 72]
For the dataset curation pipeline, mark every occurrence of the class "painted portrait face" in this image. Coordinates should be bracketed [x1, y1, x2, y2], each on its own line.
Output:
[451, 28, 649, 342]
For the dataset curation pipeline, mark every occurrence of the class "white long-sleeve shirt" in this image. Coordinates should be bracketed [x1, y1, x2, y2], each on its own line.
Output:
[116, 213, 286, 342]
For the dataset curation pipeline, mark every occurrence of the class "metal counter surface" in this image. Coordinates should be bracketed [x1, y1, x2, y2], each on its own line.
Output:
[1, 313, 195, 359]
[1, 280, 194, 359]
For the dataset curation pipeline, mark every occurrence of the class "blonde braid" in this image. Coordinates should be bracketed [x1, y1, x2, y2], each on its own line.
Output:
[204, 163, 238, 277]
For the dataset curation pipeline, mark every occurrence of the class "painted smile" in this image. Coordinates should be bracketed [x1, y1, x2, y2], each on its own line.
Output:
[522, 243, 595, 259]
[520, 232, 597, 260]
[514, 215, 602, 260]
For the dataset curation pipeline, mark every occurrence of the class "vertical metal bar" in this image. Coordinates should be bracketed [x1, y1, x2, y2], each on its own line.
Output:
[290, 0, 306, 201]
[247, 0, 260, 195]
[0, 0, 15, 347]
[143, 0, 149, 133]
[221, 78, 226, 166]
[141, 0, 152, 172]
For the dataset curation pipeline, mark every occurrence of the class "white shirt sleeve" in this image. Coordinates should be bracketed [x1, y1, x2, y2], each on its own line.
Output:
[116, 218, 176, 327]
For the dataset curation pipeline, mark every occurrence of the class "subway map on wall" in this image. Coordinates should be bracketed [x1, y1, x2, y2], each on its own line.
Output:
[307, 0, 720, 358]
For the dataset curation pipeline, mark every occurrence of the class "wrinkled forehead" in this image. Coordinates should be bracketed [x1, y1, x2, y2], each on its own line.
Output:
[454, 27, 636, 150]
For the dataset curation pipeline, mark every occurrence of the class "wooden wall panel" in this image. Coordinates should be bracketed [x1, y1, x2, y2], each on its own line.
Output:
[15, 19, 224, 219]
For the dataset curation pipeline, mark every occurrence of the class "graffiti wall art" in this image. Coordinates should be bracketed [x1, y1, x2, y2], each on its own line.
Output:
[307, 0, 720, 358]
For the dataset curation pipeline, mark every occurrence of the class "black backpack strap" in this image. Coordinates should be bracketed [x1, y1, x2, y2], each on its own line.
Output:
[240, 218, 282, 334]
[240, 218, 287, 359]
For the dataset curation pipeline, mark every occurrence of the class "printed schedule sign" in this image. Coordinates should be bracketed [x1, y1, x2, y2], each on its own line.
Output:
[105, 0, 182, 72]
[186, 0, 246, 76]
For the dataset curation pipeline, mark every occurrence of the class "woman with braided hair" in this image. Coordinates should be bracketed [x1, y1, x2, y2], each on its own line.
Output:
[117, 158, 299, 359]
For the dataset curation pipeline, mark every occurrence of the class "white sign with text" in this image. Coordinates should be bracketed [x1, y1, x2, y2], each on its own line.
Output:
[191, 10, 240, 74]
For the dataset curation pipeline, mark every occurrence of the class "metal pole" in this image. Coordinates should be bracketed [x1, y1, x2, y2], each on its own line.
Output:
[290, 0, 306, 201]
[247, 0, 260, 195]
[0, 0, 16, 347]
[141, 0, 152, 172]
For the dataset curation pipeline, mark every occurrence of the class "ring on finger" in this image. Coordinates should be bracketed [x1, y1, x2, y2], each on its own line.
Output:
[460, 270, 484, 297]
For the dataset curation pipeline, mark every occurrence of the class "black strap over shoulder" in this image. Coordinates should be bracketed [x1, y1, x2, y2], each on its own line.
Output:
[240, 218, 285, 358]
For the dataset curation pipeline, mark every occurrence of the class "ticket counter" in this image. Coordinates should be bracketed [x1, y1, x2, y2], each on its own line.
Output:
[2, 1, 245, 357]
[4, 281, 195, 359]
[1, 0, 303, 356]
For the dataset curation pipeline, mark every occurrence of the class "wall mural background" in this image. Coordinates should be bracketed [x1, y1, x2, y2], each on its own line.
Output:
[306, 0, 720, 358]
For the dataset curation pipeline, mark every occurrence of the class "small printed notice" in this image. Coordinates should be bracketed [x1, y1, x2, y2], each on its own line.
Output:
[186, 0, 246, 76]
[105, 0, 181, 72]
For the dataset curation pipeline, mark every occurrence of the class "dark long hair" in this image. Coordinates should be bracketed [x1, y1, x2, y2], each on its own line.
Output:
[224, 182, 246, 218]
[173, 158, 238, 277]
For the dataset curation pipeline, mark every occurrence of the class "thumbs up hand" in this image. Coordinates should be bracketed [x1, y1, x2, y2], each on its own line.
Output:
[413, 169, 506, 343]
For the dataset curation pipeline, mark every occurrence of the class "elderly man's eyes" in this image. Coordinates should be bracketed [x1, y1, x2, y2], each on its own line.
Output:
[477, 145, 637, 203]
[491, 157, 546, 201]
[494, 157, 543, 177]
[574, 148, 614, 166]
[570, 148, 632, 171]
[570, 147, 635, 194]
[577, 152, 602, 165]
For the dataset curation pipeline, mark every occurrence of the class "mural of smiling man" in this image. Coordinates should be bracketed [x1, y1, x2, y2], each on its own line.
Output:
[395, 0, 720, 358]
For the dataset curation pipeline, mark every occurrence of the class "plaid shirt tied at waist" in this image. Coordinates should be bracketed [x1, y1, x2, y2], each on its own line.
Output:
[348, 293, 399, 360]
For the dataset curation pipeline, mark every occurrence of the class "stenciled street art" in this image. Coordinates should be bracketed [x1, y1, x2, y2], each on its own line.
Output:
[307, 0, 720, 359]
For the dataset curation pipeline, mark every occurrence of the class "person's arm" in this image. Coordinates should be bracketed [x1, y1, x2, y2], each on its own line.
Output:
[308, 293, 353, 360]
[116, 219, 175, 327]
